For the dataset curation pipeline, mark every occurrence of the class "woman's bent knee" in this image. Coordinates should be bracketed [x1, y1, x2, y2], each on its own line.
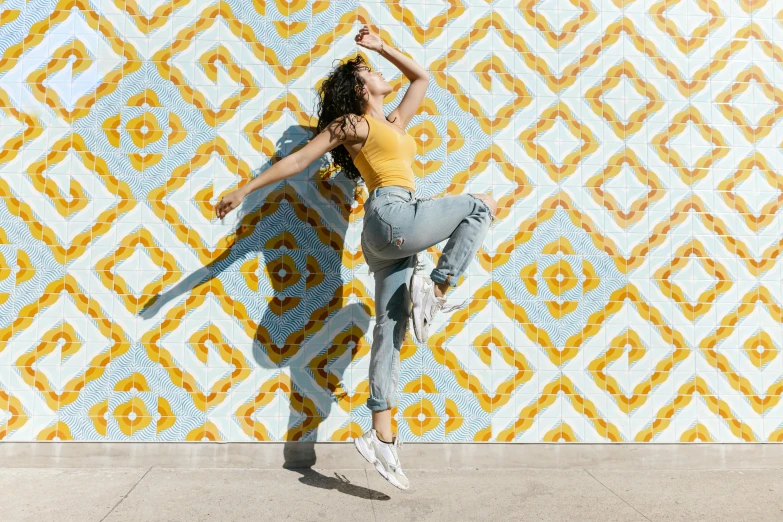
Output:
[470, 193, 498, 218]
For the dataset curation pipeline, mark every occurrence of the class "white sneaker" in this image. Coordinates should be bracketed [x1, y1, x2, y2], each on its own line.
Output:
[354, 429, 410, 490]
[409, 272, 467, 343]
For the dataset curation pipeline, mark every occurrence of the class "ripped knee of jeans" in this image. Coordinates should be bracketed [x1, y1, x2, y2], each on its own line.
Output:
[469, 194, 496, 223]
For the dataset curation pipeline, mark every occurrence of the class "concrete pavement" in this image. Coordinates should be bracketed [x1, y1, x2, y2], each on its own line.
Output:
[2, 443, 783, 521]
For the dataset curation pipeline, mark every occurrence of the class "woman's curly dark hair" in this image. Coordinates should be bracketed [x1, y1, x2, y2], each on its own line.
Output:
[314, 54, 373, 184]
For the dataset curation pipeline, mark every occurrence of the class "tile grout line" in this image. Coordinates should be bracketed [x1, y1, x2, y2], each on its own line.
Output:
[99, 466, 153, 522]
[366, 469, 379, 522]
[583, 468, 652, 522]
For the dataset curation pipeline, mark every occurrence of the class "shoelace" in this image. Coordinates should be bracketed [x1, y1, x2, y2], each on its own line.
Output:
[425, 276, 469, 314]
[438, 297, 468, 314]
[438, 288, 470, 313]
[411, 268, 470, 316]
[380, 436, 403, 472]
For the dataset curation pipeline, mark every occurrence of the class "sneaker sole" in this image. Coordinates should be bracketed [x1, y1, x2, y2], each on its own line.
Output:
[354, 435, 410, 491]
[409, 274, 427, 344]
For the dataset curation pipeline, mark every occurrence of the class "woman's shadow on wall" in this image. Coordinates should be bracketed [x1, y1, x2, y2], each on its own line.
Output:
[139, 125, 387, 500]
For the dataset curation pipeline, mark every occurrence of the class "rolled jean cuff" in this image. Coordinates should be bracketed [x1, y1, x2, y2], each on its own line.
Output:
[367, 396, 396, 412]
[430, 269, 458, 288]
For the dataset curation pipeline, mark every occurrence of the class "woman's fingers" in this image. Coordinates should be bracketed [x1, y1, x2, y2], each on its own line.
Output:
[216, 199, 230, 219]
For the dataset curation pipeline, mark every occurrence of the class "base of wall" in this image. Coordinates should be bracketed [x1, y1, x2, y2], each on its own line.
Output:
[2, 442, 782, 470]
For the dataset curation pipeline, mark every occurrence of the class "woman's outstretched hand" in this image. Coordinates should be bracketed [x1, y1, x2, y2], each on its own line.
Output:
[216, 189, 245, 220]
[355, 24, 383, 53]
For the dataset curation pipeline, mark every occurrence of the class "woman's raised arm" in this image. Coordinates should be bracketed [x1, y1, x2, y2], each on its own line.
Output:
[356, 24, 430, 130]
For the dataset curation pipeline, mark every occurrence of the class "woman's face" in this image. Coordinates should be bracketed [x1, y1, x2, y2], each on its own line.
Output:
[357, 65, 392, 98]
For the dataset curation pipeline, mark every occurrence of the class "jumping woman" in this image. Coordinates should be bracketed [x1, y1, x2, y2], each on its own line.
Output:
[216, 25, 497, 490]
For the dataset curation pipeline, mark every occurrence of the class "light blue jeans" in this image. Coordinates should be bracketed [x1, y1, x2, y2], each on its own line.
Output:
[361, 186, 495, 412]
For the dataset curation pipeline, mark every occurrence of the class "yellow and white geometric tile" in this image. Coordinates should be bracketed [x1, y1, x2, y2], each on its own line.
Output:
[1, 0, 783, 442]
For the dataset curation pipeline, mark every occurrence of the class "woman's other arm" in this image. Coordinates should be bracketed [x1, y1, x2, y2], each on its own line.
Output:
[216, 116, 355, 219]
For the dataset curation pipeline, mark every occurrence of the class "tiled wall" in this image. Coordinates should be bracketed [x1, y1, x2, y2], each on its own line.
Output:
[1, 0, 782, 442]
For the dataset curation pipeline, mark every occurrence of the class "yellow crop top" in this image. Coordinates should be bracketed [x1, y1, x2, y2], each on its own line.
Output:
[352, 114, 416, 193]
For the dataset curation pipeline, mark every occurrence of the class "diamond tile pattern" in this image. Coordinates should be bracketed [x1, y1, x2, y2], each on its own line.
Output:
[0, 0, 782, 443]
